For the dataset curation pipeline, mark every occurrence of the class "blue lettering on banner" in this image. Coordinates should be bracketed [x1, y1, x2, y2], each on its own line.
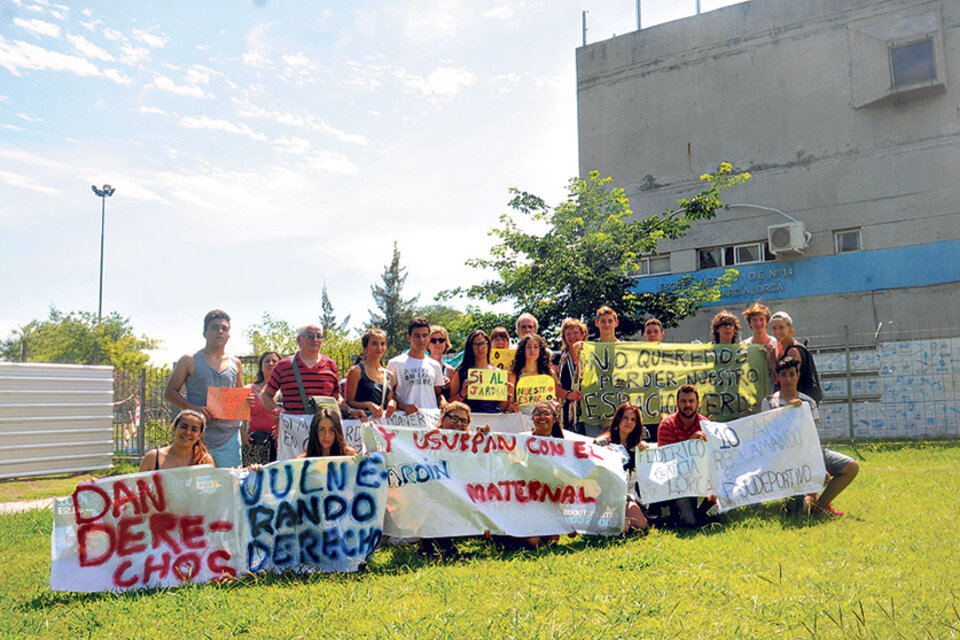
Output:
[240, 455, 386, 573]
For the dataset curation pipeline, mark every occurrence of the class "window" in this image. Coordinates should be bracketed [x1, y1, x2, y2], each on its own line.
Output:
[631, 255, 671, 278]
[835, 229, 862, 254]
[698, 242, 775, 270]
[891, 38, 936, 89]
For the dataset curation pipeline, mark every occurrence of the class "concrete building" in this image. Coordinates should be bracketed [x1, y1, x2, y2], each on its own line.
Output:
[576, 0, 960, 343]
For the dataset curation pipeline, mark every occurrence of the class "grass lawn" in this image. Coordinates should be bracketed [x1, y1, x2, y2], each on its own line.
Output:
[2, 441, 959, 639]
[0, 461, 139, 503]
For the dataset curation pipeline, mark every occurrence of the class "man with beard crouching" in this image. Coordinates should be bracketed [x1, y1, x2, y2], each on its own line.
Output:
[656, 384, 717, 528]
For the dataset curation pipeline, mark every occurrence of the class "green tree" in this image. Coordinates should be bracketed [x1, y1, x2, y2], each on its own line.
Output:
[245, 312, 298, 356]
[0, 307, 159, 371]
[369, 241, 418, 356]
[320, 282, 350, 337]
[415, 303, 516, 351]
[441, 164, 749, 339]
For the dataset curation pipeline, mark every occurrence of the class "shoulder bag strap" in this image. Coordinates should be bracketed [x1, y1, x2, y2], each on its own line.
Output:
[290, 356, 311, 413]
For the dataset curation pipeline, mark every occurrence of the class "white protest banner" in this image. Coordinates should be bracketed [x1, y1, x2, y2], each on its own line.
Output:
[702, 404, 826, 512]
[51, 457, 388, 592]
[341, 409, 442, 452]
[634, 440, 714, 504]
[277, 413, 311, 460]
[363, 425, 626, 538]
[239, 456, 387, 574]
[471, 412, 531, 434]
[51, 466, 242, 592]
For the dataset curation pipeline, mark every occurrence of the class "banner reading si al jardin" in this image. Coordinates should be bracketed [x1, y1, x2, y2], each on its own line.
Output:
[51, 456, 388, 593]
[362, 425, 627, 538]
[580, 342, 772, 427]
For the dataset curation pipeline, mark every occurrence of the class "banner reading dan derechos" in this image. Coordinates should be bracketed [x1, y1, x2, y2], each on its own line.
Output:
[362, 425, 627, 538]
[580, 341, 772, 427]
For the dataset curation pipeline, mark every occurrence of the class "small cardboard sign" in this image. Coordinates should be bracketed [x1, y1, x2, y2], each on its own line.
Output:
[491, 348, 516, 372]
[515, 375, 556, 406]
[465, 368, 508, 401]
[206, 387, 251, 420]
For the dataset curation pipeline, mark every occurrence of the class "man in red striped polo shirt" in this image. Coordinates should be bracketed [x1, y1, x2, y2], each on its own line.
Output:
[260, 323, 363, 418]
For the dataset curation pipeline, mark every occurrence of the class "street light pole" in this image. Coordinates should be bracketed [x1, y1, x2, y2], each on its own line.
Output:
[91, 184, 115, 364]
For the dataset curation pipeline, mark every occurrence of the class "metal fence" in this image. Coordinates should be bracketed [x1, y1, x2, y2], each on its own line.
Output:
[805, 321, 960, 440]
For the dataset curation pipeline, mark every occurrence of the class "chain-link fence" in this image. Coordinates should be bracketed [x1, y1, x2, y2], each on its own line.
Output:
[803, 320, 960, 440]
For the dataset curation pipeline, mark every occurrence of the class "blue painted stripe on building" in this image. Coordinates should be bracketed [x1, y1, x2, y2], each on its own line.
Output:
[635, 240, 960, 306]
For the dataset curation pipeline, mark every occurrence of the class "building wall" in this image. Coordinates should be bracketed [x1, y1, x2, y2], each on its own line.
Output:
[576, 0, 960, 340]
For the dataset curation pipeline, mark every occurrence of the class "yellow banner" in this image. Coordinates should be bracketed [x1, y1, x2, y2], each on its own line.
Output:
[515, 374, 557, 406]
[580, 341, 772, 426]
[464, 368, 508, 401]
[491, 348, 516, 372]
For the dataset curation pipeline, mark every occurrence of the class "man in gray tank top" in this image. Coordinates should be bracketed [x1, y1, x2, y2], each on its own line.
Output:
[164, 310, 252, 467]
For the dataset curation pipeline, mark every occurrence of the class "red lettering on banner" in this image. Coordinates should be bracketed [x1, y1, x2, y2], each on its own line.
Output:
[464, 481, 596, 504]
[142, 552, 171, 584]
[73, 484, 110, 524]
[573, 441, 603, 461]
[116, 516, 147, 556]
[207, 550, 236, 581]
[375, 426, 398, 453]
[137, 474, 166, 513]
[111, 480, 141, 517]
[148, 513, 182, 554]
[578, 487, 596, 504]
[208, 520, 232, 532]
[78, 523, 116, 566]
[180, 515, 207, 550]
[172, 553, 202, 581]
[113, 560, 138, 588]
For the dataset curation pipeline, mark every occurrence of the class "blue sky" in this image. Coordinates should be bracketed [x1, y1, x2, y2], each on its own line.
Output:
[0, 0, 744, 365]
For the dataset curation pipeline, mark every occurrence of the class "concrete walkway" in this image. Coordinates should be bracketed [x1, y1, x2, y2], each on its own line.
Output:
[0, 497, 56, 514]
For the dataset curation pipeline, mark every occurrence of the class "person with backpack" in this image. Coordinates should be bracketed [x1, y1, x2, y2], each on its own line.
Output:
[769, 311, 823, 403]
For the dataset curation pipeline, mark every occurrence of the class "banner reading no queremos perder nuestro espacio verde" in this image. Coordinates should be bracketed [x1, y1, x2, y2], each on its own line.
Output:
[580, 342, 773, 427]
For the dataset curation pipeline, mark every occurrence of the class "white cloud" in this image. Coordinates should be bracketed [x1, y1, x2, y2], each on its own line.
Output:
[0, 170, 61, 195]
[81, 8, 92, 17]
[242, 50, 270, 67]
[185, 64, 214, 85]
[13, 18, 61, 38]
[102, 68, 131, 84]
[179, 115, 267, 141]
[149, 74, 212, 99]
[2, 124, 24, 131]
[66, 33, 113, 61]
[483, 1, 531, 20]
[138, 106, 167, 115]
[236, 105, 370, 146]
[23, 4, 46, 14]
[17, 112, 42, 122]
[281, 52, 313, 68]
[0, 95, 7, 101]
[118, 43, 150, 65]
[131, 28, 167, 48]
[102, 28, 123, 41]
[79, 19, 100, 31]
[399, 0, 466, 44]
[395, 66, 476, 103]
[271, 136, 312, 156]
[0, 36, 100, 77]
[48, 8, 66, 20]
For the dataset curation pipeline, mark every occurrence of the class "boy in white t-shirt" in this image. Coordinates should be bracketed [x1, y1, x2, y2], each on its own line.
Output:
[387, 317, 446, 413]
[762, 355, 859, 516]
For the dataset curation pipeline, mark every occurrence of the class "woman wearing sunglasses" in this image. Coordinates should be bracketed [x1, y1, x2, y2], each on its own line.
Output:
[427, 325, 459, 403]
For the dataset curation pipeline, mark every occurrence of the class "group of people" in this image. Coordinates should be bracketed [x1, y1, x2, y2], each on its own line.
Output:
[144, 303, 858, 542]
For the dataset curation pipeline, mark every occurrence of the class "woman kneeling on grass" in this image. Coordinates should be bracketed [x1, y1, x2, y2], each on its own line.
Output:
[139, 409, 214, 471]
[296, 407, 358, 459]
[595, 403, 649, 533]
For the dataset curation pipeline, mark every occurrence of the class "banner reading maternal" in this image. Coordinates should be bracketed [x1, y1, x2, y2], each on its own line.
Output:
[580, 342, 772, 426]
[363, 425, 626, 538]
[51, 456, 388, 592]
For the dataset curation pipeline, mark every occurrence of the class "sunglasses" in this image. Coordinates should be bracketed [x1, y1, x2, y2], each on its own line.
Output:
[430, 337, 446, 344]
[302, 333, 323, 340]
[472, 341, 488, 348]
[532, 410, 554, 417]
[444, 414, 468, 425]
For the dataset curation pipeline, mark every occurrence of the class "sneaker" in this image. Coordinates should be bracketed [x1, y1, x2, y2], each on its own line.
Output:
[815, 504, 844, 516]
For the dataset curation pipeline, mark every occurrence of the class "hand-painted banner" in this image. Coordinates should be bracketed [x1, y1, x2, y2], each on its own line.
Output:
[362, 426, 626, 538]
[515, 375, 557, 406]
[580, 341, 772, 426]
[702, 404, 826, 512]
[239, 457, 387, 574]
[51, 456, 388, 592]
[206, 387, 251, 420]
[491, 348, 515, 372]
[465, 369, 508, 401]
[277, 413, 312, 460]
[634, 405, 825, 510]
[340, 409, 442, 453]
[51, 466, 241, 592]
[634, 440, 714, 504]
[470, 412, 532, 434]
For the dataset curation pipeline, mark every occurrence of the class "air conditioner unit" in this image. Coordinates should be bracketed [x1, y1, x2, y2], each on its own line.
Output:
[767, 222, 808, 254]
